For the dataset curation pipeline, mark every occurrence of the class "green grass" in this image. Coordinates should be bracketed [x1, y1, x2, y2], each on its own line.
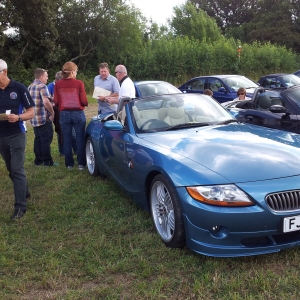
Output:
[1, 101, 300, 299]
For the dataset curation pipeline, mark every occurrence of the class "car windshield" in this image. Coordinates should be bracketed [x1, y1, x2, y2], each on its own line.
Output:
[130, 94, 235, 133]
[137, 82, 181, 97]
[285, 88, 300, 106]
[222, 76, 258, 91]
[278, 74, 300, 86]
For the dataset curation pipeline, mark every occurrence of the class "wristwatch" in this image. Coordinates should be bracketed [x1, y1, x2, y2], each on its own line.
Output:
[18, 115, 23, 122]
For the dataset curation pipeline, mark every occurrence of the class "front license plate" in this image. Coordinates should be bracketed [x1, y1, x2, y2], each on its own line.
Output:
[283, 215, 300, 232]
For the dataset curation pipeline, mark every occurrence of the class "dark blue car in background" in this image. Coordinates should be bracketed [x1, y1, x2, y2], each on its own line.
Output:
[178, 75, 258, 103]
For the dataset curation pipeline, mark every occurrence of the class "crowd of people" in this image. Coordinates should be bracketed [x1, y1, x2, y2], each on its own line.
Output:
[0, 58, 135, 219]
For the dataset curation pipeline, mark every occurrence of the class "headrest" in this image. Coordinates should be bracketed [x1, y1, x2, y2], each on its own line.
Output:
[257, 94, 271, 109]
[169, 100, 184, 107]
[167, 106, 185, 119]
[132, 106, 140, 121]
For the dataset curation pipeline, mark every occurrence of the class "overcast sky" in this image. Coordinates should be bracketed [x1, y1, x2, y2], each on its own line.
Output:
[128, 0, 185, 25]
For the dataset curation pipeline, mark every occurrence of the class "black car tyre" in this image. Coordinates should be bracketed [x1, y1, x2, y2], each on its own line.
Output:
[150, 174, 186, 248]
[86, 137, 100, 177]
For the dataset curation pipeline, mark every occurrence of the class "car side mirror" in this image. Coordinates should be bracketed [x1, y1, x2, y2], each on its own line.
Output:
[104, 120, 124, 131]
[218, 87, 226, 93]
[269, 105, 287, 114]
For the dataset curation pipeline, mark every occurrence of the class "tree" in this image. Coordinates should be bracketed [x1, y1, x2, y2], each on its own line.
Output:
[189, 0, 258, 31]
[169, 2, 222, 43]
[243, 0, 300, 52]
[0, 0, 60, 66]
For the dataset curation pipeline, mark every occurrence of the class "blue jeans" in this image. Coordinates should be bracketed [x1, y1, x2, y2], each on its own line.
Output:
[57, 127, 77, 155]
[33, 121, 54, 166]
[60, 110, 86, 167]
[0, 132, 29, 211]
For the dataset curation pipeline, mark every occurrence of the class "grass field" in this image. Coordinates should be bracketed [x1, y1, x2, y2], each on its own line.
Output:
[1, 98, 300, 299]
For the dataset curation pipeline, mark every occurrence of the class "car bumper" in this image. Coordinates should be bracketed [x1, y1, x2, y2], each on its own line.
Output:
[177, 176, 300, 257]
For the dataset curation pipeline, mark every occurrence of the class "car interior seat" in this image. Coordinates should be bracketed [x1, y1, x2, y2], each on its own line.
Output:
[164, 101, 190, 125]
[257, 93, 272, 110]
[132, 106, 148, 128]
[116, 97, 131, 125]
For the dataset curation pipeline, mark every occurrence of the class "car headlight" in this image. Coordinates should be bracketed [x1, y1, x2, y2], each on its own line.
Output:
[186, 185, 254, 207]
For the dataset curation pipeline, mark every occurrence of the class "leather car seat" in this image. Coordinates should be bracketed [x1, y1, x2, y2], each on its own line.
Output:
[164, 101, 190, 125]
[257, 94, 271, 110]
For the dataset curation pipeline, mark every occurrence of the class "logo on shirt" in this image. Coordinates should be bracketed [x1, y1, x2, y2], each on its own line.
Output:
[10, 92, 17, 99]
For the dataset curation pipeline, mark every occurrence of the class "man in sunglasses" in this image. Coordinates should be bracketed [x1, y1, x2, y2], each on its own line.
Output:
[234, 87, 251, 101]
[105, 65, 136, 107]
[0, 59, 35, 219]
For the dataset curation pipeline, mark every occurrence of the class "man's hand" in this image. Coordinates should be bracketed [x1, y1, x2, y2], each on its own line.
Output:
[98, 96, 106, 102]
[7, 114, 19, 123]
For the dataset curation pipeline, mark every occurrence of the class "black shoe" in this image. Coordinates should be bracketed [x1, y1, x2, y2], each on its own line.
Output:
[26, 193, 31, 199]
[11, 209, 26, 219]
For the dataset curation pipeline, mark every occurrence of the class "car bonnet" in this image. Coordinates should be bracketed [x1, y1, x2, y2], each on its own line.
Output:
[140, 123, 300, 183]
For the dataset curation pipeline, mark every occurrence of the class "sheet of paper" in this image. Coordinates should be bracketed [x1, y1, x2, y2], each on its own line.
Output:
[0, 113, 8, 121]
[92, 87, 111, 99]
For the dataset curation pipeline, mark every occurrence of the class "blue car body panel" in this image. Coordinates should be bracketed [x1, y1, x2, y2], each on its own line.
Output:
[86, 93, 300, 257]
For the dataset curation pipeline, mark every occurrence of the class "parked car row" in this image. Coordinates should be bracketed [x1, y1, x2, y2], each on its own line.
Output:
[85, 83, 300, 258]
[178, 75, 258, 103]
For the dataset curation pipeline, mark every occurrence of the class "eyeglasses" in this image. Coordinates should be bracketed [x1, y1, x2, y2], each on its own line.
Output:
[239, 92, 245, 96]
[0, 69, 5, 73]
[115, 71, 119, 74]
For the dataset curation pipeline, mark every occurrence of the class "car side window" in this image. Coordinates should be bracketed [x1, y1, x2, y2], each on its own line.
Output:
[187, 79, 205, 91]
[207, 78, 224, 91]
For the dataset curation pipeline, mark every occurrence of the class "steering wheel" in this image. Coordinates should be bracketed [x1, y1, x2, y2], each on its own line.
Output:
[140, 119, 158, 129]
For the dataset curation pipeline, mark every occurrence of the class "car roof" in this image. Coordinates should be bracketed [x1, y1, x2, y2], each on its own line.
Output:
[192, 75, 243, 79]
[135, 80, 170, 85]
[260, 73, 288, 77]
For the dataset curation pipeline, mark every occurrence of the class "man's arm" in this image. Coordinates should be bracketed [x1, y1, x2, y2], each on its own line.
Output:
[43, 97, 54, 115]
[7, 107, 35, 123]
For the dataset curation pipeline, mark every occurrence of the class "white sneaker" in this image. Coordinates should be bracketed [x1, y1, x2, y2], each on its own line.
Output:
[78, 165, 85, 170]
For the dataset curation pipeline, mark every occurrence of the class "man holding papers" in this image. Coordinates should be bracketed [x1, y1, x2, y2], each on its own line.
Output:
[93, 62, 119, 114]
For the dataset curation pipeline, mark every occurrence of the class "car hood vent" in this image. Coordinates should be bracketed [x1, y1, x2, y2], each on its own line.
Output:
[266, 190, 300, 212]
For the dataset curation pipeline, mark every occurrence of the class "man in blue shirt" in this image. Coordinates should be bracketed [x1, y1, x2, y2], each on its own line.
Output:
[0, 59, 35, 219]
[94, 62, 120, 114]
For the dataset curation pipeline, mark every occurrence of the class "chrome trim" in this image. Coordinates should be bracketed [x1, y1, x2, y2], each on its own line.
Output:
[266, 190, 300, 212]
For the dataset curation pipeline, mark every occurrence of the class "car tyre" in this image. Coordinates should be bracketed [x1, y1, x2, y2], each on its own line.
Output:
[150, 174, 186, 248]
[86, 137, 100, 177]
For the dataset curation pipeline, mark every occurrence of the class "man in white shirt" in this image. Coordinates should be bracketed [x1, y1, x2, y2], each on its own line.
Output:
[105, 65, 136, 107]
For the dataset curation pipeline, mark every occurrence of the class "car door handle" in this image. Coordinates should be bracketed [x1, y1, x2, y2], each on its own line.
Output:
[245, 116, 253, 122]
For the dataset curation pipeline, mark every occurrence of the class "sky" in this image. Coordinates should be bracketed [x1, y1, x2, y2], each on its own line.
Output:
[128, 0, 185, 25]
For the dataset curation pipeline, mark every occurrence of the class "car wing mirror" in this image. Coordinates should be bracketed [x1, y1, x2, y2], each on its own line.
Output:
[218, 87, 226, 92]
[103, 120, 124, 131]
[269, 105, 287, 114]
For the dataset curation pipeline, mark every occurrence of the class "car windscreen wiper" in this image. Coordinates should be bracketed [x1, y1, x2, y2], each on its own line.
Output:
[215, 119, 239, 125]
[164, 122, 210, 131]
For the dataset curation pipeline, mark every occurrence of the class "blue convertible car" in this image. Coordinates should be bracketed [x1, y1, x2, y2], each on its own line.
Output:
[85, 93, 300, 257]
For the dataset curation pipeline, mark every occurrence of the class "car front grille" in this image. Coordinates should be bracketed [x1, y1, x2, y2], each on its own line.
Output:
[266, 190, 300, 212]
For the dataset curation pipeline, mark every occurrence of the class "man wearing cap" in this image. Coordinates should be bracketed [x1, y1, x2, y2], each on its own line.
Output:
[94, 62, 120, 115]
[28, 68, 56, 166]
[0, 59, 35, 219]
